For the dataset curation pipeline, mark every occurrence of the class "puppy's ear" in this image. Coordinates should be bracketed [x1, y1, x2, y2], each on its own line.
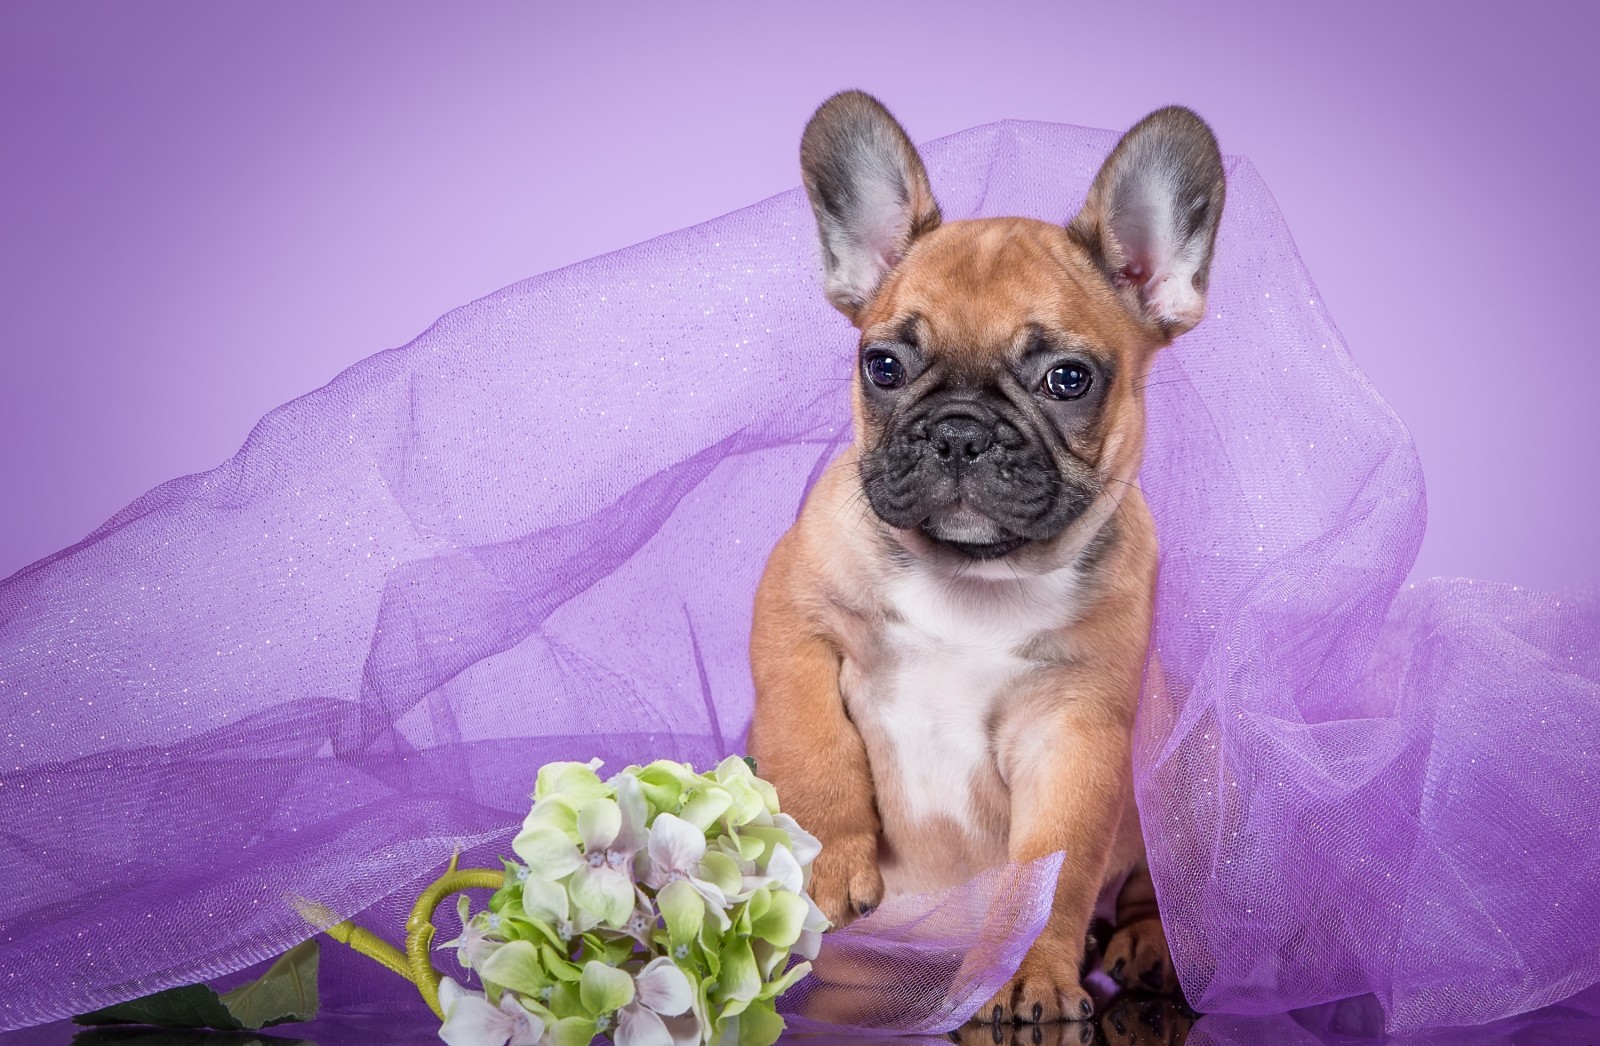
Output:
[801, 91, 942, 322]
[1068, 106, 1225, 338]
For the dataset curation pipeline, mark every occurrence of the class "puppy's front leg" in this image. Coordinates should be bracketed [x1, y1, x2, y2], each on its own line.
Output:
[987, 675, 1135, 1023]
[747, 539, 882, 926]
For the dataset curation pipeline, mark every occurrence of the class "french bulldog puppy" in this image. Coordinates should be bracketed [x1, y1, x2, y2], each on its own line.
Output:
[748, 91, 1224, 1023]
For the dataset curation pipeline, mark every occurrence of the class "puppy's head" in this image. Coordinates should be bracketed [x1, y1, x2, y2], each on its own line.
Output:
[800, 91, 1224, 572]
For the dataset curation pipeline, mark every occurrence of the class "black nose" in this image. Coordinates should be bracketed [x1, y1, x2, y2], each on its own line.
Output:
[929, 415, 991, 462]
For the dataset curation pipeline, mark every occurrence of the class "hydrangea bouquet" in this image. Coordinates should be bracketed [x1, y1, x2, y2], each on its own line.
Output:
[435, 757, 828, 1046]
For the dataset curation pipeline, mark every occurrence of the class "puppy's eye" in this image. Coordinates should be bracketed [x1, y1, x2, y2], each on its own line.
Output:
[864, 352, 906, 390]
[1042, 363, 1092, 400]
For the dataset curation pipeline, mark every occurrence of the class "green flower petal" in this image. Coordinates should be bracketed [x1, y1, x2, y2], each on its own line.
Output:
[730, 832, 765, 863]
[535, 761, 611, 805]
[577, 797, 621, 851]
[658, 879, 706, 949]
[738, 999, 786, 1046]
[549, 1015, 599, 1046]
[697, 850, 743, 897]
[523, 797, 580, 840]
[579, 961, 635, 1015]
[512, 826, 584, 879]
[477, 940, 547, 996]
[636, 761, 694, 812]
[759, 959, 812, 1000]
[679, 785, 733, 830]
[750, 889, 806, 948]
[568, 864, 633, 927]
[718, 938, 761, 1006]
[752, 939, 788, 980]
[541, 943, 584, 983]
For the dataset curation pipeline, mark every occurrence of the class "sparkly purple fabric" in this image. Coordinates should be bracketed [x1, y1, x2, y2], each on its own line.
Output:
[1, 119, 1596, 1037]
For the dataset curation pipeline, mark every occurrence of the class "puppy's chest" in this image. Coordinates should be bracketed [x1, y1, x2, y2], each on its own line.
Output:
[839, 568, 1085, 837]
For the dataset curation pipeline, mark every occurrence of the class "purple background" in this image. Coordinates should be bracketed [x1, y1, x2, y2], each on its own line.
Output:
[1, 1, 1596, 590]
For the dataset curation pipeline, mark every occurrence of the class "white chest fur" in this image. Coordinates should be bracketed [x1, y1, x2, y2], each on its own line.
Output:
[845, 562, 1089, 848]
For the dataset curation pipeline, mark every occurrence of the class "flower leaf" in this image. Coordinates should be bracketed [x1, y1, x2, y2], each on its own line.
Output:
[216, 939, 320, 1029]
[74, 985, 246, 1031]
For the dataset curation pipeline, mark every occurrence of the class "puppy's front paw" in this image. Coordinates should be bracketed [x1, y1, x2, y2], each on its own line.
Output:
[981, 945, 1095, 1024]
[1103, 917, 1175, 995]
[808, 831, 883, 926]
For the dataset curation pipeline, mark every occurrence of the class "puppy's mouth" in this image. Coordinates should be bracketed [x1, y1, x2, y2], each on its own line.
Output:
[927, 533, 1028, 560]
[917, 504, 1027, 560]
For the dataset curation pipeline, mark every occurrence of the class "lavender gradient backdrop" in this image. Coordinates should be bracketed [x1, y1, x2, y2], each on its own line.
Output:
[1, 1, 1596, 590]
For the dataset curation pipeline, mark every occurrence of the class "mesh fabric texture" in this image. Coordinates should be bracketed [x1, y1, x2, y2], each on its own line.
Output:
[1, 119, 1596, 1036]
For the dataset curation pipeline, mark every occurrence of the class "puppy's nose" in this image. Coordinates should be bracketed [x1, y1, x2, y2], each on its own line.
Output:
[929, 415, 991, 462]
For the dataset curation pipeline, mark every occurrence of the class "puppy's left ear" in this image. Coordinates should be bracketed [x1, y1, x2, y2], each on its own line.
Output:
[1068, 107, 1225, 339]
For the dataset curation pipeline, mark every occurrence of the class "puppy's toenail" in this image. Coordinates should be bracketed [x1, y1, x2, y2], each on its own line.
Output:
[1079, 997, 1093, 1018]
[992, 1004, 1004, 1026]
[855, 902, 877, 917]
[1031, 1003, 1042, 1023]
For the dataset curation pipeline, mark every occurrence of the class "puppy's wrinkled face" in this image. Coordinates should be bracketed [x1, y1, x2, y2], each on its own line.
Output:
[800, 92, 1224, 570]
[852, 219, 1147, 562]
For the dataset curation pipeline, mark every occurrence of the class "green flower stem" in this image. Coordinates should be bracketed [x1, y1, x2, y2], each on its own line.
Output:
[405, 865, 507, 1018]
[323, 918, 411, 981]
[308, 856, 506, 1020]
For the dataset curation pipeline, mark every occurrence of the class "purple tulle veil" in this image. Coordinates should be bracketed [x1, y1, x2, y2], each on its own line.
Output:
[1, 118, 1596, 1040]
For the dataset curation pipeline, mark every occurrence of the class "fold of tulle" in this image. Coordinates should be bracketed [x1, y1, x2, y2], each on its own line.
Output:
[1, 117, 1595, 1036]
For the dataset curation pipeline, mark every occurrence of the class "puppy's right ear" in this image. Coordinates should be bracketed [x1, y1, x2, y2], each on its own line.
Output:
[800, 91, 941, 323]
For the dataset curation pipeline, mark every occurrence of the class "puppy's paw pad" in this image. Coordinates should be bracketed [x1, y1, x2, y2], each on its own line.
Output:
[1103, 917, 1175, 995]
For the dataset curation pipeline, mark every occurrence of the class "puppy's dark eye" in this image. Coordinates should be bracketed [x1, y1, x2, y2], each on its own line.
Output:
[1042, 363, 1092, 400]
[864, 352, 906, 389]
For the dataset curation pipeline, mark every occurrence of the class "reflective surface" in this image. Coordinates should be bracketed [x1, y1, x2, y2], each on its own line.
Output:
[7, 985, 1600, 1046]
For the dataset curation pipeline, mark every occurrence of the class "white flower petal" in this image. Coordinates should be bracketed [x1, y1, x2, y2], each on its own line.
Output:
[688, 875, 727, 912]
[437, 976, 471, 1013]
[765, 844, 803, 894]
[774, 814, 822, 866]
[498, 994, 546, 1046]
[616, 1002, 673, 1046]
[634, 957, 693, 1016]
[440, 987, 514, 1046]
[613, 772, 649, 854]
[796, 927, 822, 961]
[647, 812, 706, 876]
